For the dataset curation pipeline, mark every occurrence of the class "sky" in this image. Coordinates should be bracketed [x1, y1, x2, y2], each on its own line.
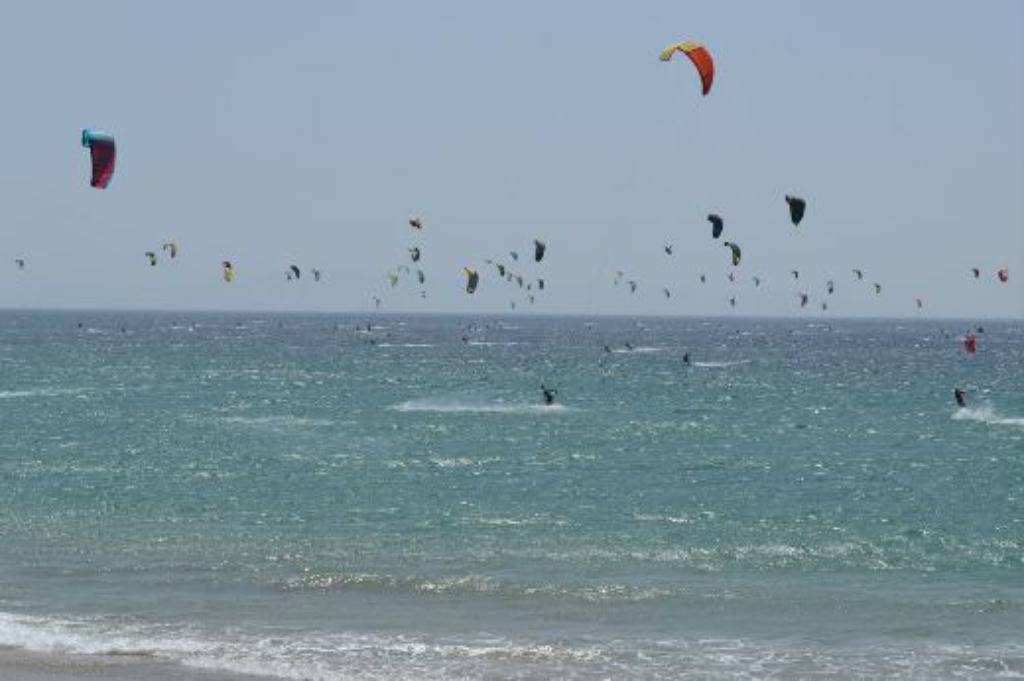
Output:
[0, 0, 1020, 318]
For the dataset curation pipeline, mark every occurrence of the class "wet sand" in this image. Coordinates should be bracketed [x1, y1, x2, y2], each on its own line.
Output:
[0, 649, 276, 681]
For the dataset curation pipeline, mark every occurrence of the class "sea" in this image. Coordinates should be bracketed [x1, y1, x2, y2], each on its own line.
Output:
[0, 310, 1021, 680]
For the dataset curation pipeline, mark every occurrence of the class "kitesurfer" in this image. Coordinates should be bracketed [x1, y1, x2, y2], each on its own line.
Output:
[954, 388, 967, 407]
[541, 384, 557, 406]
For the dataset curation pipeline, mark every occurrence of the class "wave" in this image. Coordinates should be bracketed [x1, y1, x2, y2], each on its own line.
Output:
[952, 405, 1024, 428]
[0, 388, 87, 400]
[467, 341, 519, 347]
[612, 346, 663, 354]
[216, 415, 334, 428]
[375, 343, 434, 348]
[283, 571, 670, 603]
[1, 610, 1021, 681]
[692, 360, 750, 368]
[391, 399, 572, 414]
[0, 609, 642, 680]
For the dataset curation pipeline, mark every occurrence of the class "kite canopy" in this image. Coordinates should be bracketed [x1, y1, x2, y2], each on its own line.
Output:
[660, 41, 714, 96]
[534, 240, 546, 263]
[998, 267, 1009, 283]
[162, 242, 178, 258]
[785, 195, 806, 226]
[464, 267, 479, 294]
[708, 214, 724, 239]
[222, 261, 234, 283]
[81, 129, 116, 189]
[723, 241, 741, 266]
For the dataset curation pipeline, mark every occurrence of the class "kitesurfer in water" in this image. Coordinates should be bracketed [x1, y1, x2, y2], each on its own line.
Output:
[541, 384, 557, 406]
[682, 352, 691, 366]
[954, 387, 967, 407]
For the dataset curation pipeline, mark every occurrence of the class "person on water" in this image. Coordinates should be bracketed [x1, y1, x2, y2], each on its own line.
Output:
[954, 387, 967, 408]
[541, 384, 557, 406]
[682, 352, 691, 366]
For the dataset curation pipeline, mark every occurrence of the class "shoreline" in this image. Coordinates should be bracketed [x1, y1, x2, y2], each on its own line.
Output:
[0, 649, 277, 681]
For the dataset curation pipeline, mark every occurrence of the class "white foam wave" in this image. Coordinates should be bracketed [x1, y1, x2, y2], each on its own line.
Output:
[634, 513, 694, 525]
[375, 343, 434, 348]
[952, 405, 1024, 428]
[1, 611, 1021, 680]
[612, 346, 663, 354]
[216, 415, 334, 428]
[392, 399, 572, 414]
[692, 360, 750, 368]
[429, 456, 502, 468]
[0, 388, 87, 400]
[0, 610, 620, 681]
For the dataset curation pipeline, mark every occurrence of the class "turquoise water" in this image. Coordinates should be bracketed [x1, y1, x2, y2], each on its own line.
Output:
[0, 311, 1021, 679]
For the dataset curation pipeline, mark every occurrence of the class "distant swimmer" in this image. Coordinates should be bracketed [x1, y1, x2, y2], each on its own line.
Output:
[954, 387, 967, 407]
[541, 384, 557, 406]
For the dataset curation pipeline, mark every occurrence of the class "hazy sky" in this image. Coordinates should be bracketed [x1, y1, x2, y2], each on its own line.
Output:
[0, 1, 1020, 318]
